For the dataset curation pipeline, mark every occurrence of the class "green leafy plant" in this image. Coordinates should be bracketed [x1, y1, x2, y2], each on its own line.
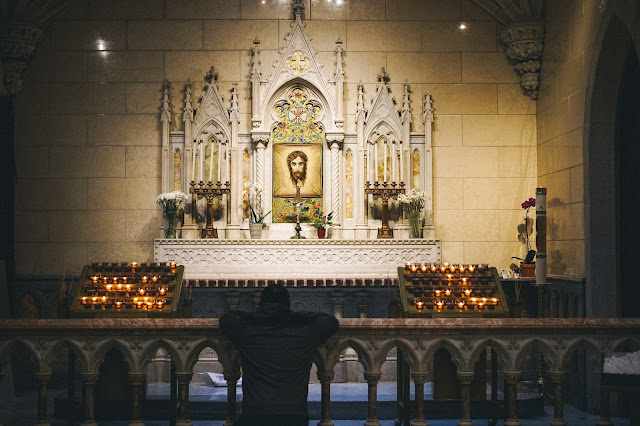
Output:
[249, 205, 271, 224]
[311, 211, 333, 229]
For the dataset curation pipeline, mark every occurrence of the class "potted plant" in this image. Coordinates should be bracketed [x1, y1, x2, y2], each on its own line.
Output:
[244, 182, 271, 239]
[311, 211, 333, 239]
[512, 197, 536, 277]
[156, 191, 187, 238]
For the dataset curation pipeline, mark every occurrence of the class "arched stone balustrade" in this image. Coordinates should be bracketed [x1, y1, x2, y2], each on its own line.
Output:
[0, 318, 639, 425]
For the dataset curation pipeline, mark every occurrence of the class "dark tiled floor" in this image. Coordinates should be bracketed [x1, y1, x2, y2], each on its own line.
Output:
[0, 382, 631, 425]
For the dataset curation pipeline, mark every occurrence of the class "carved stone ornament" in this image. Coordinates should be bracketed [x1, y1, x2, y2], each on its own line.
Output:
[155, 239, 441, 279]
[499, 21, 545, 100]
[0, 22, 43, 96]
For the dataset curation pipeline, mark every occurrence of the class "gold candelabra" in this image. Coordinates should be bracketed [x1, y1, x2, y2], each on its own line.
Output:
[365, 181, 405, 238]
[189, 181, 230, 238]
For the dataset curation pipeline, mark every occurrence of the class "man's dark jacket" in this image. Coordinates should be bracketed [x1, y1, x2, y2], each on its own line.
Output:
[220, 303, 339, 419]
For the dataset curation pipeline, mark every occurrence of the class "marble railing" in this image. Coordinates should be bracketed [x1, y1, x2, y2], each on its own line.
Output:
[1, 318, 639, 425]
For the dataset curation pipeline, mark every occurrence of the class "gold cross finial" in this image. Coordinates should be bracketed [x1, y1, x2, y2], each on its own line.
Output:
[287, 51, 310, 74]
[377, 67, 390, 84]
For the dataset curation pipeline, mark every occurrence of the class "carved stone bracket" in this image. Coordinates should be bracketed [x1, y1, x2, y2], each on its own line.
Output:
[499, 21, 545, 100]
[0, 22, 43, 96]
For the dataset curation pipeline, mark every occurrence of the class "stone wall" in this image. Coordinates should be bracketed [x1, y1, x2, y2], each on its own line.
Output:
[536, 0, 605, 278]
[13, 0, 536, 276]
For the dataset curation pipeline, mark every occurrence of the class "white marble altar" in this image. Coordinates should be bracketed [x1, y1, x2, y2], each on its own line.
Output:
[155, 239, 440, 280]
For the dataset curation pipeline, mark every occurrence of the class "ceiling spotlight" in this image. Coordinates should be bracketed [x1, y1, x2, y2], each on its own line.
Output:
[261, 0, 265, 3]
[336, 0, 343, 3]
[96, 40, 106, 50]
[458, 22, 467, 30]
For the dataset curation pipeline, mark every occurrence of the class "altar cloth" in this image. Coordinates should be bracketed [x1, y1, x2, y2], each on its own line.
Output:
[154, 239, 441, 280]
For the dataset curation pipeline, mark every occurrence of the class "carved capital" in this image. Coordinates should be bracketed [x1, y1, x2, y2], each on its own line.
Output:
[81, 372, 100, 384]
[326, 134, 344, 149]
[499, 21, 545, 100]
[503, 371, 522, 383]
[329, 290, 345, 306]
[128, 372, 147, 385]
[251, 134, 270, 147]
[175, 371, 193, 384]
[317, 371, 335, 382]
[363, 371, 381, 384]
[34, 372, 51, 384]
[0, 22, 43, 96]
[411, 371, 428, 384]
[548, 370, 568, 384]
[457, 371, 475, 385]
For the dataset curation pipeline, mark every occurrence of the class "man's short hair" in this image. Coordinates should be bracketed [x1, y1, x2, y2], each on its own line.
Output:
[259, 284, 291, 307]
[286, 150, 308, 186]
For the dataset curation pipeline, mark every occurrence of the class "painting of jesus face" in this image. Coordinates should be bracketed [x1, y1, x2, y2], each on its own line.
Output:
[273, 144, 322, 197]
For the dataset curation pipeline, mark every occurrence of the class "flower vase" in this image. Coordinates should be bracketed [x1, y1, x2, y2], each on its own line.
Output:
[163, 208, 178, 239]
[317, 227, 326, 239]
[249, 223, 262, 239]
[409, 212, 421, 239]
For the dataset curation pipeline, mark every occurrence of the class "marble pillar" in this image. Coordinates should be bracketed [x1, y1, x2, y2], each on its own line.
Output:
[457, 371, 475, 426]
[128, 372, 146, 426]
[317, 370, 335, 426]
[503, 371, 521, 426]
[80, 372, 99, 426]
[34, 371, 51, 426]
[364, 371, 381, 426]
[175, 371, 192, 426]
[549, 370, 567, 426]
[411, 371, 428, 426]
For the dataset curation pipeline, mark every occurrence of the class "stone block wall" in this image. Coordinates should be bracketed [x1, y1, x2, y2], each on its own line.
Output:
[13, 0, 537, 276]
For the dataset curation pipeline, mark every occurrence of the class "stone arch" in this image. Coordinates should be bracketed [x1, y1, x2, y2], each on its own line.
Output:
[42, 339, 88, 373]
[612, 337, 640, 353]
[514, 339, 558, 371]
[0, 339, 41, 372]
[90, 339, 135, 373]
[265, 79, 332, 130]
[137, 339, 183, 372]
[421, 339, 465, 372]
[467, 339, 513, 372]
[375, 338, 420, 372]
[184, 338, 234, 373]
[584, 0, 640, 317]
[560, 338, 601, 370]
[325, 337, 374, 372]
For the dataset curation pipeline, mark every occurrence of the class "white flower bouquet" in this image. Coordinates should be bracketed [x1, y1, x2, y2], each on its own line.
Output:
[156, 191, 187, 238]
[398, 189, 429, 238]
[243, 182, 271, 224]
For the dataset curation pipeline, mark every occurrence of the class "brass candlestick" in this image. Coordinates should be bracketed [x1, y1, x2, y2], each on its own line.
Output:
[290, 181, 305, 239]
[365, 181, 405, 238]
[189, 181, 230, 238]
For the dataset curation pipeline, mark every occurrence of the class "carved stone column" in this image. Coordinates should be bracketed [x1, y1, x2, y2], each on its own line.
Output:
[411, 371, 428, 426]
[128, 372, 146, 426]
[457, 371, 475, 426]
[253, 136, 268, 195]
[330, 290, 345, 318]
[503, 371, 521, 426]
[175, 371, 192, 426]
[355, 290, 370, 318]
[80, 372, 99, 426]
[224, 291, 241, 312]
[597, 384, 614, 426]
[328, 136, 343, 227]
[223, 371, 241, 426]
[499, 22, 545, 100]
[317, 370, 335, 426]
[0, 22, 43, 96]
[549, 370, 567, 426]
[34, 372, 51, 425]
[363, 371, 382, 426]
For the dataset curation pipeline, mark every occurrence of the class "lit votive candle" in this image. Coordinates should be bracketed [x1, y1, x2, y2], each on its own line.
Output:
[431, 265, 437, 272]
[116, 301, 122, 309]
[139, 288, 145, 296]
[462, 278, 467, 285]
[92, 296, 98, 303]
[131, 262, 137, 270]
[157, 301, 164, 309]
[435, 290, 441, 296]
[457, 301, 465, 309]
[92, 276, 98, 283]
[126, 284, 131, 291]
[106, 284, 112, 292]
[469, 265, 476, 273]
[464, 289, 471, 296]
[471, 297, 477, 304]
[492, 298, 498, 304]
[136, 301, 143, 309]
[421, 264, 427, 272]
[446, 274, 453, 280]
[117, 283, 123, 291]
[406, 261, 411, 270]
[102, 277, 108, 284]
[152, 276, 158, 283]
[410, 264, 418, 272]
[416, 301, 424, 310]
[170, 262, 176, 269]
[142, 276, 148, 283]
[159, 287, 166, 296]
[482, 297, 488, 304]
[146, 302, 153, 309]
[436, 301, 444, 309]
[444, 289, 451, 296]
[81, 297, 87, 304]
[101, 296, 107, 303]
[122, 277, 127, 283]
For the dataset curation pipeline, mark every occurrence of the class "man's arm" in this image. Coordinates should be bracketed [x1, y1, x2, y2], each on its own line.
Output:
[219, 311, 246, 345]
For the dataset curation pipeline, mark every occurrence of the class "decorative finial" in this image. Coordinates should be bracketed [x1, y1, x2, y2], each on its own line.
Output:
[205, 66, 217, 84]
[293, 0, 304, 21]
[377, 67, 390, 85]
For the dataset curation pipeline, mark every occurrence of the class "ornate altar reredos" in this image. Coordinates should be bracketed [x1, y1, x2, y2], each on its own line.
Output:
[155, 2, 440, 279]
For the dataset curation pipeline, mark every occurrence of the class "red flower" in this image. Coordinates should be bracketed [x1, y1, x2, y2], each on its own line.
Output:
[521, 197, 536, 209]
